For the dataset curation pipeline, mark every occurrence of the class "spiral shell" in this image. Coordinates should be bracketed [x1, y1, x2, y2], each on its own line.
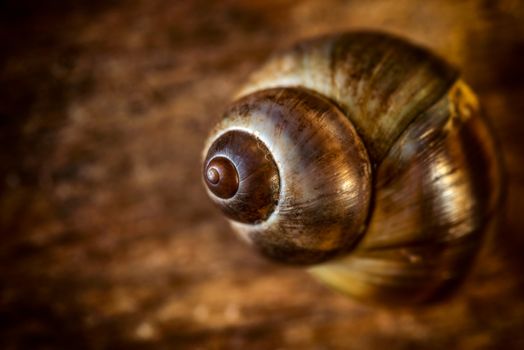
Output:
[203, 88, 372, 264]
[202, 31, 502, 303]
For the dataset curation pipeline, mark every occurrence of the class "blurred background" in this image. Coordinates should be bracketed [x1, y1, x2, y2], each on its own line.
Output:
[1, 0, 524, 349]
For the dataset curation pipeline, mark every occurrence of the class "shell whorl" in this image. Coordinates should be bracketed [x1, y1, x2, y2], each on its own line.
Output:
[203, 88, 372, 264]
[203, 130, 280, 224]
[202, 31, 502, 303]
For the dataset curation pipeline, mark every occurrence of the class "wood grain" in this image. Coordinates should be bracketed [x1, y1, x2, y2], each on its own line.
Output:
[1, 0, 524, 348]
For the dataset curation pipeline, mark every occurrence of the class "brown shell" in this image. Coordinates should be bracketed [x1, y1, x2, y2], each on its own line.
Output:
[203, 87, 372, 264]
[202, 31, 503, 303]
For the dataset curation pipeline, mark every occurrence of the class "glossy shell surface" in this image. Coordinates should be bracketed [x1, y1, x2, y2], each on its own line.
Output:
[203, 31, 502, 303]
[203, 88, 372, 264]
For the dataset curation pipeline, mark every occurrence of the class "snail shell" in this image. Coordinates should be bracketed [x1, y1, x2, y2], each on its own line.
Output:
[202, 32, 502, 304]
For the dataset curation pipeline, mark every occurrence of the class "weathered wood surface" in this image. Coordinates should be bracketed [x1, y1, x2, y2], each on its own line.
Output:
[1, 0, 524, 349]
